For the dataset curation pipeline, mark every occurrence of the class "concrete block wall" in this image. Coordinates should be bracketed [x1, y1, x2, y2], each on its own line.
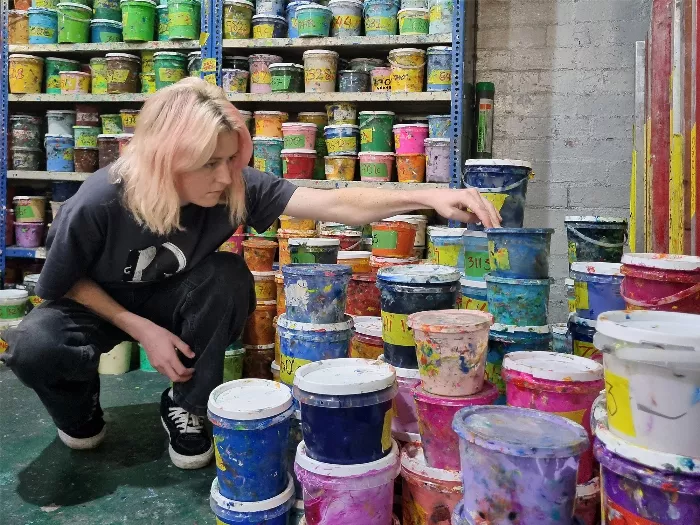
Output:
[475, 0, 651, 321]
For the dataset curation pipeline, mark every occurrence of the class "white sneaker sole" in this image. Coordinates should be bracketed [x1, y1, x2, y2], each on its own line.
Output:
[58, 425, 107, 450]
[160, 418, 214, 470]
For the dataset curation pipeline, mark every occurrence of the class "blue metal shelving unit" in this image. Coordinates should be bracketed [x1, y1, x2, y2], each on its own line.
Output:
[1, 0, 9, 280]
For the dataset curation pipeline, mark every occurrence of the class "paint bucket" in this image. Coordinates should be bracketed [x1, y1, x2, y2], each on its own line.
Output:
[282, 123, 317, 150]
[75, 103, 99, 127]
[253, 109, 287, 136]
[350, 317, 383, 359]
[28, 8, 58, 44]
[425, 46, 452, 93]
[44, 57, 80, 94]
[0, 290, 29, 320]
[223, 0, 254, 38]
[51, 180, 81, 201]
[208, 379, 295, 502]
[293, 358, 397, 464]
[319, 231, 363, 251]
[393, 123, 429, 154]
[255, 0, 285, 16]
[502, 351, 604, 484]
[8, 55, 44, 94]
[187, 51, 201, 77]
[281, 149, 316, 180]
[15, 222, 45, 248]
[295, 439, 400, 523]
[452, 406, 588, 524]
[485, 227, 553, 279]
[424, 138, 450, 182]
[243, 343, 276, 379]
[358, 152, 394, 182]
[569, 315, 598, 361]
[574, 477, 600, 525]
[11, 148, 42, 171]
[485, 274, 551, 326]
[106, 53, 141, 93]
[428, 0, 452, 34]
[396, 154, 425, 182]
[346, 273, 380, 317]
[326, 103, 357, 125]
[251, 14, 287, 38]
[242, 301, 276, 346]
[57, 2, 91, 43]
[98, 341, 133, 375]
[566, 277, 576, 313]
[10, 115, 43, 150]
[72, 125, 99, 148]
[298, 111, 328, 128]
[167, 0, 200, 40]
[242, 239, 278, 271]
[94, 0, 121, 20]
[358, 111, 395, 153]
[620, 253, 700, 313]
[377, 265, 461, 368]
[337, 70, 369, 93]
[594, 310, 700, 457]
[285, 0, 312, 38]
[210, 475, 294, 525]
[120, 0, 157, 41]
[44, 134, 74, 172]
[570, 262, 624, 320]
[328, 0, 362, 36]
[401, 444, 463, 525]
[59, 70, 90, 93]
[565, 216, 627, 267]
[115, 133, 133, 155]
[252, 271, 277, 302]
[220, 68, 248, 93]
[426, 226, 466, 268]
[371, 66, 392, 92]
[295, 4, 332, 37]
[219, 233, 246, 255]
[13, 196, 47, 224]
[321, 155, 353, 181]
[363, 0, 400, 35]
[289, 238, 340, 264]
[74, 146, 99, 172]
[389, 48, 426, 92]
[302, 50, 338, 93]
[551, 323, 571, 354]
[371, 221, 417, 258]
[156, 5, 168, 39]
[323, 125, 359, 155]
[269, 63, 303, 93]
[119, 109, 138, 133]
[463, 159, 531, 229]
[9, 10, 29, 44]
[459, 278, 488, 312]
[282, 264, 352, 324]
[17, 274, 41, 312]
[413, 381, 498, 470]
[279, 215, 316, 231]
[90, 57, 108, 94]
[252, 137, 284, 177]
[427, 114, 450, 138]
[397, 7, 428, 35]
[90, 19, 122, 42]
[277, 229, 319, 268]
[153, 51, 187, 89]
[384, 215, 426, 248]
[277, 315, 352, 386]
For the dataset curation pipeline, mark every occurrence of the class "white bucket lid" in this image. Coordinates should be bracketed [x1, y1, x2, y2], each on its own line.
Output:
[460, 278, 487, 290]
[13, 195, 46, 201]
[358, 151, 395, 158]
[464, 158, 532, 169]
[570, 262, 622, 276]
[596, 310, 700, 352]
[288, 238, 340, 247]
[576, 477, 600, 498]
[463, 230, 487, 239]
[295, 439, 400, 477]
[0, 289, 29, 300]
[427, 226, 468, 237]
[211, 474, 294, 513]
[385, 214, 427, 224]
[281, 149, 317, 155]
[621, 253, 700, 271]
[251, 270, 276, 279]
[393, 430, 421, 443]
[401, 443, 462, 483]
[282, 122, 317, 129]
[565, 278, 575, 287]
[491, 323, 550, 334]
[377, 264, 461, 284]
[502, 351, 603, 382]
[338, 250, 371, 259]
[252, 136, 283, 142]
[565, 216, 627, 223]
[353, 316, 382, 338]
[254, 110, 288, 116]
[392, 123, 429, 129]
[207, 379, 292, 420]
[293, 358, 395, 396]
[105, 52, 141, 60]
[277, 313, 353, 332]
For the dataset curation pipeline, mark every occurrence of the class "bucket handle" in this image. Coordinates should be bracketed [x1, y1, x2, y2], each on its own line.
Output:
[387, 58, 426, 69]
[465, 176, 527, 194]
[566, 226, 626, 249]
[620, 279, 700, 308]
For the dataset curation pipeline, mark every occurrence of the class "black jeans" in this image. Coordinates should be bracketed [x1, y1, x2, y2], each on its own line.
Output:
[1, 252, 254, 428]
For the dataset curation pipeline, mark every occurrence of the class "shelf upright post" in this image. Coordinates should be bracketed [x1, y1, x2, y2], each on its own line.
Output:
[201, 0, 223, 86]
[1, 0, 9, 282]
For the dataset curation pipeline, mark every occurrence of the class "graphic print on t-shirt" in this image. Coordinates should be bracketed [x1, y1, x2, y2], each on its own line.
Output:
[122, 242, 188, 282]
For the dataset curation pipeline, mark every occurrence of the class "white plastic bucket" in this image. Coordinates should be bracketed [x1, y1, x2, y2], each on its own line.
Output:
[98, 341, 133, 375]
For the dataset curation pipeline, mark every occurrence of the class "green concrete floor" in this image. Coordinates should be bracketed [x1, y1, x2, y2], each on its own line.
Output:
[0, 366, 215, 525]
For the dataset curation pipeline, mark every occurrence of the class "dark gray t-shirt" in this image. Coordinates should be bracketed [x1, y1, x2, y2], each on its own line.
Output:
[36, 166, 297, 300]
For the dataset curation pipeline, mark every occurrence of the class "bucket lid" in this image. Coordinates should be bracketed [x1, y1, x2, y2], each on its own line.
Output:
[401, 443, 462, 483]
[13, 195, 47, 201]
[293, 358, 395, 396]
[377, 264, 461, 284]
[324, 124, 359, 131]
[243, 343, 275, 349]
[462, 230, 487, 239]
[621, 252, 700, 271]
[413, 381, 499, 406]
[271, 361, 280, 372]
[60, 71, 90, 77]
[252, 13, 287, 20]
[595, 310, 700, 352]
[207, 379, 292, 420]
[426, 45, 453, 53]
[10, 54, 44, 62]
[484, 274, 553, 286]
[10, 114, 41, 121]
[277, 313, 354, 333]
[388, 48, 426, 56]
[269, 63, 304, 69]
[298, 111, 326, 116]
[296, 3, 332, 11]
[105, 53, 141, 61]
[282, 263, 351, 277]
[223, 0, 254, 6]
[464, 158, 532, 169]
[280, 149, 317, 155]
[353, 316, 382, 338]
[570, 315, 596, 328]
[46, 110, 77, 116]
[565, 277, 575, 286]
[211, 475, 294, 513]
[288, 237, 339, 247]
[460, 278, 487, 290]
[97, 134, 120, 138]
[328, 0, 363, 6]
[358, 152, 396, 159]
[358, 111, 396, 116]
[564, 215, 627, 224]
[338, 250, 371, 259]
[303, 49, 339, 58]
[485, 227, 554, 235]
[0, 289, 29, 300]
[281, 122, 317, 129]
[424, 138, 450, 145]
[452, 405, 589, 458]
[407, 309, 493, 334]
[23, 273, 41, 284]
[224, 345, 245, 356]
[385, 214, 427, 224]
[254, 110, 288, 116]
[427, 226, 468, 237]
[188, 51, 201, 58]
[57, 2, 93, 9]
[393, 123, 429, 130]
[251, 270, 276, 279]
[91, 19, 122, 26]
[296, 439, 399, 477]
[252, 136, 283, 143]
[324, 155, 358, 160]
[502, 351, 603, 382]
[570, 262, 622, 276]
[153, 51, 187, 58]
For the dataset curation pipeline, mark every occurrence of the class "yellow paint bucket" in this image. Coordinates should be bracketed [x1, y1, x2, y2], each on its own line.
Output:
[325, 155, 357, 181]
[254, 111, 289, 138]
[9, 54, 44, 94]
[388, 48, 425, 93]
[60, 70, 91, 93]
[9, 10, 30, 44]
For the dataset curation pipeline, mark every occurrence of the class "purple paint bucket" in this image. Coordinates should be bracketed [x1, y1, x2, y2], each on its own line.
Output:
[424, 138, 450, 183]
[15, 221, 45, 248]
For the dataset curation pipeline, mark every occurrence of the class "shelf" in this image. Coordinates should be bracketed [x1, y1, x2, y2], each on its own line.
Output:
[8, 41, 199, 54]
[5, 247, 46, 259]
[8, 171, 91, 181]
[227, 92, 451, 103]
[222, 34, 452, 51]
[9, 94, 148, 103]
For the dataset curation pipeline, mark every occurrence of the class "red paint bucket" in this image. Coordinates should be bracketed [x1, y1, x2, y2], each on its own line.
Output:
[281, 149, 316, 179]
[620, 253, 700, 314]
[346, 273, 381, 316]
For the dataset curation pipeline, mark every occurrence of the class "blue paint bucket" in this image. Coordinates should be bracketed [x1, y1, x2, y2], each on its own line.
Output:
[207, 379, 295, 502]
[210, 475, 295, 525]
[28, 8, 59, 44]
[90, 19, 123, 42]
[427, 114, 450, 138]
[363, 0, 400, 36]
[568, 315, 599, 362]
[255, 0, 286, 16]
[462, 230, 490, 281]
[287, 413, 304, 500]
[425, 46, 451, 91]
[324, 124, 360, 155]
[564, 216, 627, 268]
[277, 314, 353, 387]
[51, 180, 81, 201]
[487, 325, 552, 403]
[251, 14, 287, 38]
[459, 278, 488, 312]
[427, 226, 468, 269]
[377, 264, 461, 369]
[463, 159, 531, 230]
[293, 358, 398, 464]
[285, 0, 313, 38]
[569, 262, 624, 320]
[485, 227, 554, 279]
[551, 323, 571, 354]
[282, 264, 352, 324]
[253, 137, 284, 177]
[484, 274, 552, 326]
[44, 134, 74, 172]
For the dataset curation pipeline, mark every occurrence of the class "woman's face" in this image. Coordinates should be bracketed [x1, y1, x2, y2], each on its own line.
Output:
[176, 130, 239, 207]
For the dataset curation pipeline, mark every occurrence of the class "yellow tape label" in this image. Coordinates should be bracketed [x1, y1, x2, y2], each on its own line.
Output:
[169, 11, 192, 26]
[251, 70, 271, 85]
[574, 281, 589, 310]
[381, 311, 414, 347]
[364, 16, 394, 32]
[326, 136, 356, 153]
[280, 352, 312, 385]
[381, 408, 393, 452]
[202, 58, 217, 73]
[158, 68, 184, 82]
[253, 23, 274, 38]
[605, 370, 636, 437]
[428, 69, 451, 85]
[429, 243, 461, 266]
[332, 14, 361, 31]
[460, 296, 488, 312]
[552, 408, 587, 425]
[482, 192, 508, 211]
[109, 69, 130, 83]
[253, 157, 266, 171]
[489, 241, 510, 270]
[573, 340, 598, 360]
[360, 128, 373, 144]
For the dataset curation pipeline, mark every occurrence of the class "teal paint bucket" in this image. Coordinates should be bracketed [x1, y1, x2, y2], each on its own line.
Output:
[28, 7, 59, 44]
[253, 137, 284, 177]
[564, 216, 627, 268]
[72, 125, 100, 148]
[426, 46, 451, 92]
[157, 5, 168, 40]
[90, 19, 123, 42]
[295, 4, 332, 37]
[363, 0, 399, 36]
[427, 114, 450, 138]
[139, 344, 157, 372]
[484, 274, 552, 326]
[57, 2, 92, 43]
[93, 0, 122, 21]
[462, 231, 489, 281]
[153, 51, 187, 89]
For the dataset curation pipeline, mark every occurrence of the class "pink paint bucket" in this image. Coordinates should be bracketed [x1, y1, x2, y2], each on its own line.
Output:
[393, 123, 429, 155]
[407, 309, 493, 397]
[220, 232, 246, 254]
[502, 351, 604, 484]
[282, 122, 318, 150]
[295, 439, 400, 525]
[391, 363, 421, 439]
[401, 443, 463, 525]
[413, 381, 499, 470]
[15, 221, 45, 248]
[358, 151, 394, 182]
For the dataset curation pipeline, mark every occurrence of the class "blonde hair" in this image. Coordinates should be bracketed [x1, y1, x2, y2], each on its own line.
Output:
[111, 77, 252, 236]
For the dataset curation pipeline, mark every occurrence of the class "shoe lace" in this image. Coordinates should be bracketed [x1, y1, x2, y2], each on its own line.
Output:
[168, 406, 204, 434]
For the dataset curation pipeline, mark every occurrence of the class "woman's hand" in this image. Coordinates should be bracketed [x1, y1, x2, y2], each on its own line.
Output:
[422, 188, 502, 228]
[136, 320, 195, 383]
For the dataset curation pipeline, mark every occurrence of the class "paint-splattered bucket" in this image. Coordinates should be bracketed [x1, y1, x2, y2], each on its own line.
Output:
[389, 48, 426, 92]
[386, 214, 427, 247]
[324, 124, 359, 155]
[210, 475, 294, 525]
[282, 264, 352, 324]
[277, 314, 352, 386]
[10, 115, 43, 150]
[359, 111, 395, 152]
[565, 216, 627, 267]
[338, 70, 370, 92]
[502, 351, 604, 484]
[74, 146, 99, 172]
[426, 45, 451, 91]
[326, 103, 357, 125]
[255, 0, 285, 16]
[303, 50, 339, 92]
[570, 262, 624, 320]
[285, 0, 313, 38]
[428, 0, 452, 34]
[371, 221, 417, 258]
[295, 439, 400, 524]
[393, 123, 429, 154]
[207, 379, 295, 502]
[119, 109, 139, 133]
[338, 250, 371, 273]
[156, 5, 168, 39]
[28, 8, 58, 44]
[551, 323, 571, 354]
[9, 10, 29, 44]
[289, 238, 340, 264]
[346, 273, 380, 316]
[414, 381, 498, 470]
[295, 4, 332, 37]
[282, 123, 317, 150]
[90, 18, 122, 42]
[459, 278, 488, 312]
[221, 68, 249, 92]
[569, 315, 598, 362]
[396, 154, 426, 182]
[398, 8, 428, 35]
[57, 2, 91, 43]
[59, 70, 90, 93]
[252, 271, 277, 302]
[13, 196, 46, 223]
[320, 155, 353, 180]
[46, 109, 76, 135]
[90, 57, 108, 94]
[242, 301, 277, 346]
[97, 134, 120, 168]
[427, 114, 450, 138]
[223, 0, 254, 38]
[277, 229, 319, 268]
[279, 215, 316, 231]
[485, 227, 553, 279]
[370, 66, 392, 92]
[187, 51, 201, 77]
[485, 274, 551, 326]
[243, 343, 276, 379]
[269, 63, 303, 92]
[358, 152, 394, 181]
[424, 138, 450, 182]
[120, 0, 157, 42]
[452, 406, 588, 524]
[363, 0, 400, 35]
[11, 148, 41, 170]
[153, 51, 187, 89]
[574, 477, 600, 525]
[377, 265, 461, 369]
[350, 317, 383, 359]
[72, 125, 99, 148]
[44, 56, 80, 93]
[167, 0, 200, 40]
[293, 358, 397, 464]
[620, 253, 700, 313]
[14, 222, 44, 248]
[408, 309, 493, 397]
[9, 54, 44, 94]
[566, 277, 576, 313]
[426, 226, 467, 268]
[106, 53, 141, 93]
[0, 290, 29, 321]
[385, 362, 420, 437]
[45, 134, 74, 171]
[242, 239, 278, 271]
[281, 149, 316, 180]
[252, 14, 287, 38]
[254, 110, 288, 137]
[328, 0, 363, 36]
[94, 0, 121, 20]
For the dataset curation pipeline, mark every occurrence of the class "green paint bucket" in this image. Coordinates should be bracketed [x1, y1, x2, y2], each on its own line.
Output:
[93, 0, 121, 20]
[139, 344, 157, 372]
[359, 111, 395, 152]
[73, 125, 100, 148]
[89, 57, 108, 94]
[120, 0, 157, 42]
[100, 114, 123, 134]
[69, 0, 93, 6]
[153, 51, 187, 89]
[57, 2, 92, 43]
[167, 0, 200, 40]
[223, 343, 245, 382]
[157, 5, 168, 40]
[45, 56, 80, 94]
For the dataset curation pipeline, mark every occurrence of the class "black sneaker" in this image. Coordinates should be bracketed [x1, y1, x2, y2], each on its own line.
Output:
[160, 388, 213, 469]
[57, 394, 106, 450]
